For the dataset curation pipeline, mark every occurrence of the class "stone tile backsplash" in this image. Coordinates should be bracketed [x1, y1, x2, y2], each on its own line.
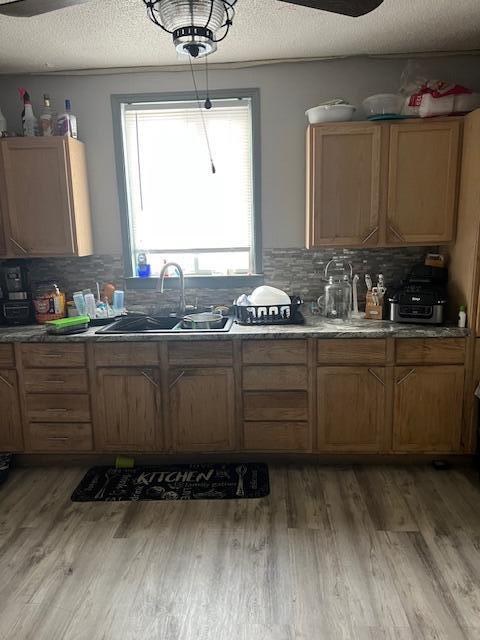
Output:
[3, 246, 433, 312]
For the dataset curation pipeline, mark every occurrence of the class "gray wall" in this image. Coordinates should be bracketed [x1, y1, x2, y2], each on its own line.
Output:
[1, 55, 479, 254]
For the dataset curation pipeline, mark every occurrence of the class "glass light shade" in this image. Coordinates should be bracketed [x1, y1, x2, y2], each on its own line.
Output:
[158, 0, 225, 32]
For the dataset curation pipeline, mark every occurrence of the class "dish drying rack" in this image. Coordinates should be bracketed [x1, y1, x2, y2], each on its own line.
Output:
[233, 296, 303, 326]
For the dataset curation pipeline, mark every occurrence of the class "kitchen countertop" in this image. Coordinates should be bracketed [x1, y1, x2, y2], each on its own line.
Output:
[0, 317, 470, 342]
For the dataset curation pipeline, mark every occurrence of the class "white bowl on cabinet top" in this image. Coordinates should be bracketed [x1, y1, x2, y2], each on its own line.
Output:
[306, 104, 356, 124]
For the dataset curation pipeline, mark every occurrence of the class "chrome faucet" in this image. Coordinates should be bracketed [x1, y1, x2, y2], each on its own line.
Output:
[156, 262, 186, 317]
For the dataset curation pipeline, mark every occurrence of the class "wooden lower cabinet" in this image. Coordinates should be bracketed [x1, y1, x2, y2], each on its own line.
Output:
[316, 366, 386, 453]
[94, 367, 162, 451]
[0, 369, 23, 452]
[169, 367, 235, 452]
[393, 365, 464, 453]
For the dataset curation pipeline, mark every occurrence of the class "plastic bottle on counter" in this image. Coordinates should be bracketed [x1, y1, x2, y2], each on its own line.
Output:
[112, 290, 125, 316]
[39, 94, 56, 137]
[84, 293, 97, 319]
[458, 305, 467, 328]
[18, 88, 38, 137]
[56, 99, 78, 139]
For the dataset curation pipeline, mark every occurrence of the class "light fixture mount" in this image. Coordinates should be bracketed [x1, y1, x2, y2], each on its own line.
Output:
[143, 0, 237, 58]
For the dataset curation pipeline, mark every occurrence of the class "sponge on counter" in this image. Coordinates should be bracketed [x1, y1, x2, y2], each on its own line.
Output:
[45, 315, 90, 335]
[115, 456, 135, 469]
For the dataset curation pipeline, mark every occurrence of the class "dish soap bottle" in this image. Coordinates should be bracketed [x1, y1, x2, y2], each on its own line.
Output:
[18, 88, 38, 136]
[458, 305, 467, 328]
[39, 94, 56, 136]
[57, 99, 78, 139]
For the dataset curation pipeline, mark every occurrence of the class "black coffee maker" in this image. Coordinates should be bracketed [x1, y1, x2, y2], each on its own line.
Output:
[0, 265, 34, 325]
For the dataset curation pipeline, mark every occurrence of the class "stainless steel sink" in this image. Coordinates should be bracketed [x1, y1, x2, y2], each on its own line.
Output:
[96, 315, 233, 334]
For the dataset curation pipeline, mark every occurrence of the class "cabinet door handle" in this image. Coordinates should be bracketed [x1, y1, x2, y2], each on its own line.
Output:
[10, 237, 29, 254]
[388, 224, 406, 243]
[169, 370, 185, 390]
[396, 369, 416, 385]
[362, 226, 379, 244]
[0, 374, 13, 389]
[368, 369, 385, 385]
[139, 370, 159, 389]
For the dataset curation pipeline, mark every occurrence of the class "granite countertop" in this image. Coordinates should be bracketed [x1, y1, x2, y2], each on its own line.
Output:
[0, 316, 470, 342]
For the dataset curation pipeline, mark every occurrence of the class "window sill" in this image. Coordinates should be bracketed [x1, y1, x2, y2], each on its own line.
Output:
[125, 274, 265, 290]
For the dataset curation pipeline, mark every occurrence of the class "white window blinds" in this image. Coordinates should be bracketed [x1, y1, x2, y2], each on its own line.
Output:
[122, 98, 254, 272]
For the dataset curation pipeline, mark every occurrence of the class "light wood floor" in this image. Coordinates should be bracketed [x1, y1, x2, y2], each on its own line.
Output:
[1, 465, 480, 640]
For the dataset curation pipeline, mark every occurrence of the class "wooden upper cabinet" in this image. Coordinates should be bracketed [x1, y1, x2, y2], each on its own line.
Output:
[306, 118, 462, 248]
[393, 365, 464, 453]
[307, 123, 382, 247]
[94, 367, 162, 451]
[0, 137, 93, 258]
[386, 120, 461, 245]
[0, 369, 23, 452]
[316, 366, 386, 453]
[169, 367, 235, 452]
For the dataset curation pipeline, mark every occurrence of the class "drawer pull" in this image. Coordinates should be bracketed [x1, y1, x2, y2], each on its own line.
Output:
[139, 370, 159, 389]
[47, 437, 69, 442]
[10, 237, 29, 254]
[396, 369, 416, 385]
[169, 370, 185, 390]
[362, 226, 379, 244]
[0, 374, 13, 389]
[46, 408, 69, 413]
[368, 369, 385, 385]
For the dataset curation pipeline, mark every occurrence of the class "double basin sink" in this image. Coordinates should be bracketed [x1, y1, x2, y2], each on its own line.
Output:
[96, 314, 234, 334]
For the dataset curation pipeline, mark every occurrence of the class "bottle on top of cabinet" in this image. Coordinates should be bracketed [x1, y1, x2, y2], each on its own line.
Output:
[57, 99, 78, 139]
[39, 94, 56, 136]
[0, 107, 6, 134]
[18, 88, 38, 137]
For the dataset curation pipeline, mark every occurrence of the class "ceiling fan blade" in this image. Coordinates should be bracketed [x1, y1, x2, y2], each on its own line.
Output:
[277, 0, 384, 17]
[0, 0, 88, 17]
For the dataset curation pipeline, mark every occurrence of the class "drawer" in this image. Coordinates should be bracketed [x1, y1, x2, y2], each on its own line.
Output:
[25, 394, 91, 422]
[242, 340, 307, 365]
[94, 343, 158, 367]
[25, 423, 93, 452]
[243, 365, 308, 391]
[395, 338, 466, 365]
[169, 341, 233, 366]
[243, 391, 308, 421]
[22, 344, 86, 368]
[317, 339, 387, 365]
[23, 369, 89, 394]
[244, 421, 310, 451]
[0, 344, 15, 367]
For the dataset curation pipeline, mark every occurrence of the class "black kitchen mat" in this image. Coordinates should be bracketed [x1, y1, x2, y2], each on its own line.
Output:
[71, 463, 270, 502]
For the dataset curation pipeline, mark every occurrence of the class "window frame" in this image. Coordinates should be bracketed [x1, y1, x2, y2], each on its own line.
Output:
[111, 89, 263, 290]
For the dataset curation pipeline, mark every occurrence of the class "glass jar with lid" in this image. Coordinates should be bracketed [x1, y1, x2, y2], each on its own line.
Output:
[33, 282, 66, 324]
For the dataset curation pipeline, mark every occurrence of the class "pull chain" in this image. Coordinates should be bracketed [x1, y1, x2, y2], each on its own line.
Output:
[189, 55, 216, 174]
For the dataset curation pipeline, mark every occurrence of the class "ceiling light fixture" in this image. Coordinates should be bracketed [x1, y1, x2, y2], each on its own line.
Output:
[143, 0, 237, 59]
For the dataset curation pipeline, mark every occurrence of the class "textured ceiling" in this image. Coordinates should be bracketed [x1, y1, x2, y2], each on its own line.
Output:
[0, 0, 479, 73]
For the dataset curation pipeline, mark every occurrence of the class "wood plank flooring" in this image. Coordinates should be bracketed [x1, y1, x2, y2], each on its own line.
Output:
[1, 464, 480, 639]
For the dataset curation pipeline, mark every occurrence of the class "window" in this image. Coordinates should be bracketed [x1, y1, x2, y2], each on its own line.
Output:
[113, 90, 261, 281]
